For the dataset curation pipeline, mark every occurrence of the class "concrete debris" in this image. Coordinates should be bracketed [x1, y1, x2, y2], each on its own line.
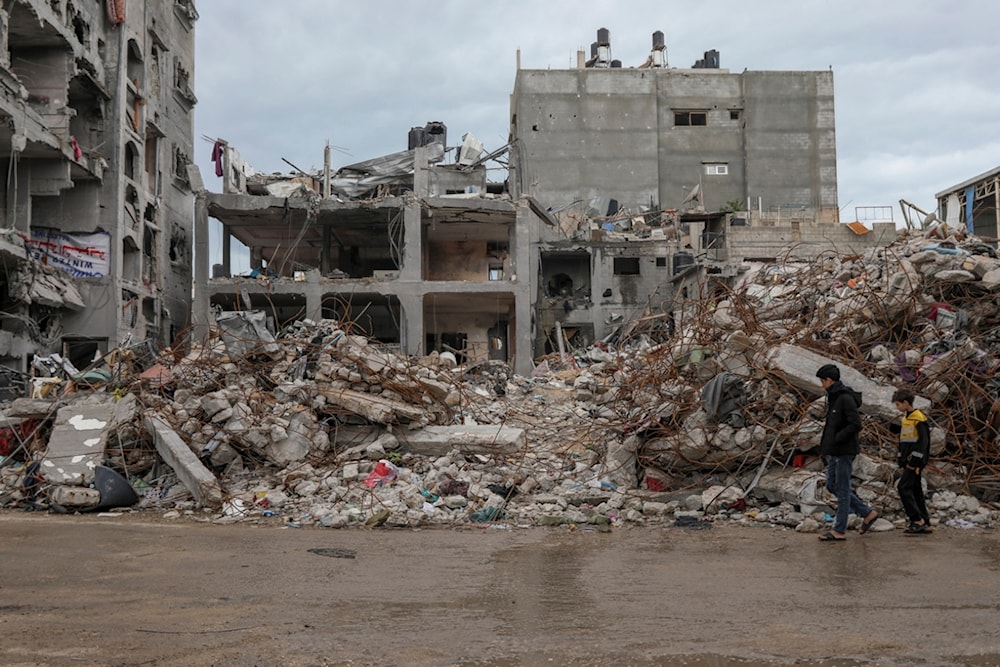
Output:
[2, 230, 1000, 534]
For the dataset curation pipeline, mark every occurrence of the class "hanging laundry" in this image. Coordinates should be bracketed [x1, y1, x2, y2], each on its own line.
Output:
[69, 136, 82, 160]
[211, 140, 224, 177]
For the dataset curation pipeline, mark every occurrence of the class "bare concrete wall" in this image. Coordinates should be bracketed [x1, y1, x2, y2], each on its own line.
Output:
[426, 240, 491, 281]
[728, 221, 898, 260]
[510, 67, 838, 220]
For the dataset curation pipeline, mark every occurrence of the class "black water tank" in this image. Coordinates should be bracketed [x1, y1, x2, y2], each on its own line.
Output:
[408, 126, 427, 150]
[673, 252, 694, 275]
[652, 31, 665, 49]
[597, 27, 610, 45]
[610, 60, 622, 68]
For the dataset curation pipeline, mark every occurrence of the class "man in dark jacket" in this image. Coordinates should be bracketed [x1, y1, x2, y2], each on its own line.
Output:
[816, 364, 878, 541]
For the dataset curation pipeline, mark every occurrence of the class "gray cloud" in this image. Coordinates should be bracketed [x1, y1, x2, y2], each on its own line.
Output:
[194, 0, 1000, 220]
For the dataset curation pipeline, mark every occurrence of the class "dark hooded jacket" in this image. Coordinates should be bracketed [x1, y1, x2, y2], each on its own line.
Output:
[819, 381, 863, 456]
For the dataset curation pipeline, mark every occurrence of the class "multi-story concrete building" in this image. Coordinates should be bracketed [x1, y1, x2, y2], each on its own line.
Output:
[194, 128, 540, 376]
[0, 0, 197, 394]
[508, 28, 894, 353]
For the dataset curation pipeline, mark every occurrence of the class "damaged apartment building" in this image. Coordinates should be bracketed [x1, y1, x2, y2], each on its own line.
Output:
[196, 27, 899, 373]
[510, 28, 895, 355]
[0, 1, 198, 397]
[195, 125, 540, 376]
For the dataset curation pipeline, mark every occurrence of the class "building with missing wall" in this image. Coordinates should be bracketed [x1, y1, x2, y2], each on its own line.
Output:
[0, 0, 197, 396]
[509, 28, 893, 354]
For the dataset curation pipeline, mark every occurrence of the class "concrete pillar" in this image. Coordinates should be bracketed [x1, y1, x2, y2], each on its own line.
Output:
[398, 293, 424, 357]
[400, 201, 422, 281]
[413, 146, 429, 197]
[221, 226, 231, 276]
[191, 191, 210, 333]
[513, 201, 535, 376]
[305, 271, 322, 321]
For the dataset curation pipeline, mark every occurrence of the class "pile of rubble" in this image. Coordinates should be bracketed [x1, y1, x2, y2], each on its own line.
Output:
[2, 228, 1000, 533]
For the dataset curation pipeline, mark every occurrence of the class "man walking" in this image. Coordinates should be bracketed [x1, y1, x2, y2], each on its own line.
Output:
[815, 363, 878, 541]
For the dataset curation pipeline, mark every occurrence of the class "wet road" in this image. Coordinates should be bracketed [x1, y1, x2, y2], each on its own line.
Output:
[1, 513, 999, 666]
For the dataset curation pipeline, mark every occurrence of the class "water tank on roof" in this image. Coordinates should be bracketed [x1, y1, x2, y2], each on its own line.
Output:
[673, 251, 694, 275]
[597, 27, 610, 45]
[425, 121, 447, 148]
[408, 126, 427, 150]
[409, 122, 448, 150]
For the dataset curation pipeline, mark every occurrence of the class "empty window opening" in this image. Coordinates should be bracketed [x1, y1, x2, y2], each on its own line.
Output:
[674, 110, 707, 126]
[168, 222, 187, 264]
[125, 142, 140, 181]
[127, 39, 143, 88]
[487, 241, 508, 281]
[72, 16, 89, 47]
[613, 257, 640, 275]
[62, 337, 107, 371]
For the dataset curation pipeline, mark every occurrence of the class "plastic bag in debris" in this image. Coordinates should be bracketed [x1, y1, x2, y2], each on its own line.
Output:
[364, 459, 399, 488]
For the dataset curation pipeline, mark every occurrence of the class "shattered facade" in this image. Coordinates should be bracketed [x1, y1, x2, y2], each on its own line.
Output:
[0, 1, 197, 388]
[936, 164, 1000, 240]
[508, 29, 895, 354]
[195, 129, 538, 376]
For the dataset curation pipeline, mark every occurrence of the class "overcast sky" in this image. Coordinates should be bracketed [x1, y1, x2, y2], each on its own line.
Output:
[193, 0, 1000, 228]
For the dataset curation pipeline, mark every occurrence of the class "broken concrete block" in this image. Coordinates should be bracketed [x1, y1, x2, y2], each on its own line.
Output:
[602, 434, 639, 490]
[767, 343, 928, 420]
[319, 387, 424, 423]
[48, 484, 101, 509]
[144, 414, 223, 507]
[396, 425, 525, 457]
[42, 404, 115, 485]
[981, 267, 1000, 291]
[931, 269, 976, 282]
[200, 392, 230, 419]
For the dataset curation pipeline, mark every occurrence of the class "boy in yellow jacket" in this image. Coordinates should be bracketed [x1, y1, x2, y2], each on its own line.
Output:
[890, 388, 932, 534]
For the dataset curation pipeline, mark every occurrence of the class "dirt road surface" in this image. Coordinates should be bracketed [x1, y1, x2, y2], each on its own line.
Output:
[1, 513, 999, 667]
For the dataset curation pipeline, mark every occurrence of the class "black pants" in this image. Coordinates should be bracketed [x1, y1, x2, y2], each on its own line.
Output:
[897, 467, 930, 525]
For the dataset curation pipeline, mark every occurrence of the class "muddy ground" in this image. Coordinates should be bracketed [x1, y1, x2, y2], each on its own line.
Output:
[1, 512, 999, 667]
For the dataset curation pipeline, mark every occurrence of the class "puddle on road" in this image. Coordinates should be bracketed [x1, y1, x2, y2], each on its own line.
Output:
[458, 654, 1000, 666]
[457, 654, 867, 666]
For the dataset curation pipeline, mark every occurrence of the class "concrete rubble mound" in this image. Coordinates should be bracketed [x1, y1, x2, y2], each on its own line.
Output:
[2, 228, 999, 533]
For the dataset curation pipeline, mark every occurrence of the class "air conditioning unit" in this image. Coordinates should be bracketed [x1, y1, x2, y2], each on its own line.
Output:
[373, 270, 399, 280]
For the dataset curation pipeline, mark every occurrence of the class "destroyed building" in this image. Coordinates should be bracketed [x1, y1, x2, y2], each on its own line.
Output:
[0, 1, 198, 397]
[509, 28, 897, 354]
[197, 29, 900, 369]
[195, 127, 540, 376]
[2, 21, 1000, 532]
[935, 164, 1000, 239]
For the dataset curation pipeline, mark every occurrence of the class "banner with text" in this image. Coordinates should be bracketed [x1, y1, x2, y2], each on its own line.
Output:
[24, 229, 111, 278]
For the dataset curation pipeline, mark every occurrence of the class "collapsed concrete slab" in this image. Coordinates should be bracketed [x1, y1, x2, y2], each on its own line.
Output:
[144, 414, 223, 508]
[767, 343, 929, 420]
[396, 425, 526, 457]
[319, 387, 425, 423]
[41, 404, 115, 485]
